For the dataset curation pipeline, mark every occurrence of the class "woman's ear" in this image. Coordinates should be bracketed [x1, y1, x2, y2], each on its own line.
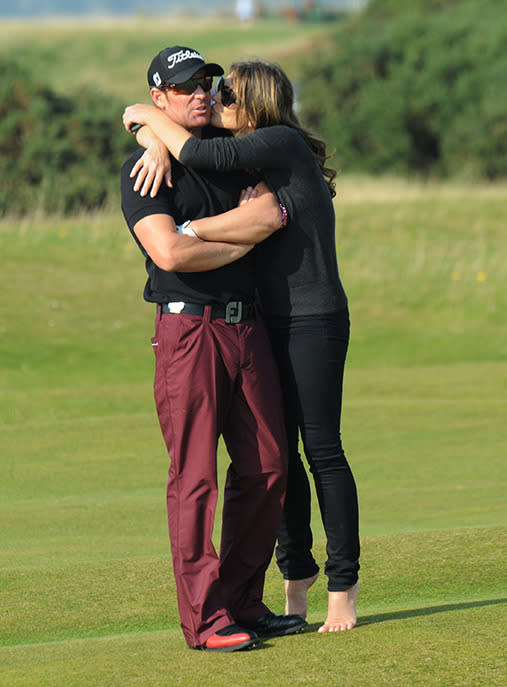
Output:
[243, 111, 256, 131]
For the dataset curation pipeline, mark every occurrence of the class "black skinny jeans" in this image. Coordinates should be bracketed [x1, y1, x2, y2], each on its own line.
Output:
[265, 309, 360, 591]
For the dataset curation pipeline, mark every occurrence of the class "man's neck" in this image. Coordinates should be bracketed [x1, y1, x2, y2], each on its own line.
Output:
[187, 127, 203, 139]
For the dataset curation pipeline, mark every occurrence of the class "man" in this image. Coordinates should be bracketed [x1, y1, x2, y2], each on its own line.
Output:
[120, 46, 306, 652]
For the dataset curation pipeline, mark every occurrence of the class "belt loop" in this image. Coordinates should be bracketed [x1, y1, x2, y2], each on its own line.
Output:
[203, 305, 212, 322]
[157, 304, 162, 320]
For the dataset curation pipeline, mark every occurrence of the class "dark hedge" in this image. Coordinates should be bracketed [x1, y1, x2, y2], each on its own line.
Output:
[300, 0, 507, 178]
[0, 58, 134, 215]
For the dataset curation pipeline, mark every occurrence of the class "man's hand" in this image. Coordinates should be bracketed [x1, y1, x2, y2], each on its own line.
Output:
[238, 186, 258, 206]
[130, 140, 173, 197]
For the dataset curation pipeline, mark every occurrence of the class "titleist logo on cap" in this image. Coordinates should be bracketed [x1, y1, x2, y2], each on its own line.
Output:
[167, 49, 204, 70]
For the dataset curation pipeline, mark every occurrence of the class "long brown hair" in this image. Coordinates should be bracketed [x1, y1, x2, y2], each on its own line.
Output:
[230, 60, 336, 197]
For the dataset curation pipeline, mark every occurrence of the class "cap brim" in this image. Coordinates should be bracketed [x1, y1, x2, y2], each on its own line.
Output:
[201, 63, 224, 77]
[173, 62, 224, 83]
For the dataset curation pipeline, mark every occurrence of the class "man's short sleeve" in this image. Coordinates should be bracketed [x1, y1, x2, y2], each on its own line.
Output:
[121, 149, 173, 231]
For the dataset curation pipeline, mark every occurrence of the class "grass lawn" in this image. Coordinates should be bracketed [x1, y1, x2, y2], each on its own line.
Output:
[1, 177, 506, 685]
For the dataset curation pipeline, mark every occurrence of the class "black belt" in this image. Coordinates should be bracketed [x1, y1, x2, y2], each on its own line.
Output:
[160, 301, 255, 324]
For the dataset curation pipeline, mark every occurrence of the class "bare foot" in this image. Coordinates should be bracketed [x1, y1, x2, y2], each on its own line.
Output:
[318, 582, 359, 632]
[284, 573, 319, 617]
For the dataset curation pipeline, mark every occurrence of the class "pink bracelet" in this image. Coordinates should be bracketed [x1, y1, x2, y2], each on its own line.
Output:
[279, 203, 288, 227]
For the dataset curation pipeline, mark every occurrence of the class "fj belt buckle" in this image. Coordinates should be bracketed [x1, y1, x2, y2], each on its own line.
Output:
[225, 301, 242, 324]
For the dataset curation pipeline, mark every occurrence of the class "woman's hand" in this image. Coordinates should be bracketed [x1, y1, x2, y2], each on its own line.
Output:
[130, 140, 173, 197]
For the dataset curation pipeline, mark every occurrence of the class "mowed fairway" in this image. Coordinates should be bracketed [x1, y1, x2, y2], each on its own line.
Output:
[1, 178, 506, 686]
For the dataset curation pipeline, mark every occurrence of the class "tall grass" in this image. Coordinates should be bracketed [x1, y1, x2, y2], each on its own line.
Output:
[333, 177, 507, 366]
[0, 17, 334, 102]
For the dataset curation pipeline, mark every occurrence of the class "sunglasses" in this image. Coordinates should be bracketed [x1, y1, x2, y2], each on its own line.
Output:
[215, 76, 237, 107]
[167, 75, 213, 95]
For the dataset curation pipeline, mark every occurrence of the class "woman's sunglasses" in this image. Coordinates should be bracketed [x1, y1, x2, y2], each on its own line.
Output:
[167, 75, 213, 95]
[215, 76, 237, 107]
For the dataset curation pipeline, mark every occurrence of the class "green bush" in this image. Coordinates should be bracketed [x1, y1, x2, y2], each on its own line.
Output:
[0, 58, 134, 215]
[300, 0, 507, 179]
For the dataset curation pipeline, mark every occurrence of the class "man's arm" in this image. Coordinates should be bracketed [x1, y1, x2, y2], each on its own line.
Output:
[134, 213, 253, 273]
[187, 183, 284, 244]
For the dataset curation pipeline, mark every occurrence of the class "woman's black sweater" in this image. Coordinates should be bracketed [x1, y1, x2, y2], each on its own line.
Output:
[180, 124, 348, 317]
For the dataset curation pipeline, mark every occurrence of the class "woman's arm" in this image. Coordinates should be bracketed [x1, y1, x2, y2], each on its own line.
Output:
[180, 125, 295, 172]
[123, 104, 293, 172]
[123, 104, 192, 160]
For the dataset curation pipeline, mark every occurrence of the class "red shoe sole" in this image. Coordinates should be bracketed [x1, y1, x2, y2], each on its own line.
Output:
[202, 635, 259, 652]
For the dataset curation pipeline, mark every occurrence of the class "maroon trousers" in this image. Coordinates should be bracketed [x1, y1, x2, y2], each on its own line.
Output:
[151, 306, 288, 648]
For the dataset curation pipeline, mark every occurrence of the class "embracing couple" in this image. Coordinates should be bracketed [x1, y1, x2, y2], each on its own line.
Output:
[120, 44, 360, 652]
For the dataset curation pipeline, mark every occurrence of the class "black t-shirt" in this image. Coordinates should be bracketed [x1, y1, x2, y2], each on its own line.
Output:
[121, 148, 257, 305]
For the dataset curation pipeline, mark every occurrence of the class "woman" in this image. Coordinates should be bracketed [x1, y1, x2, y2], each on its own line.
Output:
[123, 60, 360, 632]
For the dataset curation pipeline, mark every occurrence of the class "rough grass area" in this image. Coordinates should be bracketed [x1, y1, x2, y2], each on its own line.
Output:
[0, 17, 334, 102]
